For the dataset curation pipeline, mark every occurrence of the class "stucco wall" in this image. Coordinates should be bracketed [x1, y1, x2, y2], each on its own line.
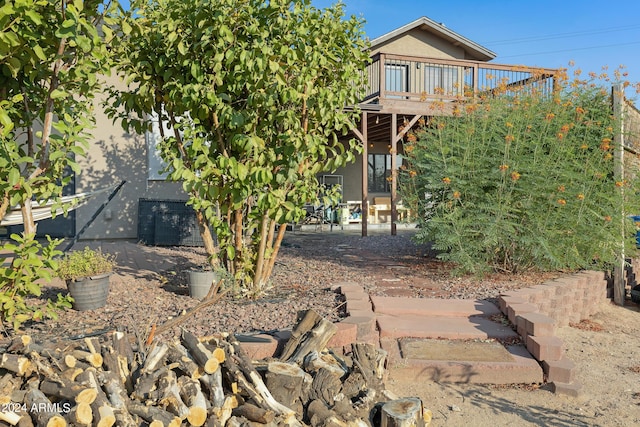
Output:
[75, 74, 188, 240]
[369, 28, 467, 60]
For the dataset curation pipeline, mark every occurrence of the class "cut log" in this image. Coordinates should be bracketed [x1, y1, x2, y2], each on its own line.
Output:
[178, 375, 208, 426]
[111, 331, 136, 372]
[7, 335, 31, 354]
[71, 350, 103, 368]
[307, 399, 341, 427]
[232, 403, 275, 424]
[96, 370, 137, 426]
[303, 351, 348, 378]
[264, 361, 311, 414]
[0, 410, 21, 425]
[351, 343, 387, 385]
[127, 401, 181, 427]
[181, 330, 221, 374]
[63, 355, 77, 369]
[226, 340, 302, 427]
[199, 369, 225, 409]
[141, 342, 168, 374]
[75, 369, 116, 427]
[23, 385, 68, 427]
[156, 368, 190, 419]
[166, 341, 202, 379]
[380, 398, 426, 427]
[309, 368, 342, 407]
[0, 374, 22, 402]
[209, 395, 238, 426]
[0, 354, 31, 376]
[280, 310, 337, 364]
[39, 379, 97, 405]
[64, 402, 93, 426]
[101, 345, 133, 394]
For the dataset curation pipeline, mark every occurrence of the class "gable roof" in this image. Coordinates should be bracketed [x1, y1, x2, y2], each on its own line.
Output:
[369, 16, 497, 62]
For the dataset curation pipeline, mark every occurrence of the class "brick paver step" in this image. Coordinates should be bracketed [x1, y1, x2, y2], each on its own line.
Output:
[370, 296, 501, 317]
[376, 313, 519, 340]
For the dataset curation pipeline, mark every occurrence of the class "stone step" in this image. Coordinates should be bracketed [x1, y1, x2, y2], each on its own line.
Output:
[376, 313, 518, 340]
[381, 337, 543, 384]
[371, 296, 501, 317]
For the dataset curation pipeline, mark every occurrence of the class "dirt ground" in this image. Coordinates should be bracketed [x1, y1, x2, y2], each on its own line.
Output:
[6, 228, 640, 426]
[386, 300, 640, 427]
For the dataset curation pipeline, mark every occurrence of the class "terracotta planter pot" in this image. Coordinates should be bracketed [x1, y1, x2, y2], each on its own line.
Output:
[66, 273, 111, 311]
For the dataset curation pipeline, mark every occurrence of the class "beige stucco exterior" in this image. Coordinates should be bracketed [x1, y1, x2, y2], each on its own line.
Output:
[369, 28, 468, 60]
[61, 16, 496, 239]
[74, 73, 188, 240]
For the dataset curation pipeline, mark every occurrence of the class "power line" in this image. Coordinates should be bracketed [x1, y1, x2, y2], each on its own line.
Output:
[498, 40, 640, 59]
[483, 24, 640, 46]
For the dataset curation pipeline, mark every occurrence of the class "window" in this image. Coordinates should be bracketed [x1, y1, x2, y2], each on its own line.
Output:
[425, 65, 460, 96]
[368, 153, 404, 192]
[146, 110, 171, 181]
[385, 64, 408, 99]
[368, 154, 391, 192]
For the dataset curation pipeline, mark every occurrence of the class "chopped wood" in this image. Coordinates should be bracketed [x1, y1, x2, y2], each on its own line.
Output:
[71, 350, 103, 368]
[127, 401, 181, 427]
[0, 410, 21, 425]
[39, 379, 97, 404]
[64, 402, 92, 426]
[264, 361, 311, 414]
[166, 341, 202, 379]
[182, 330, 222, 374]
[178, 375, 208, 426]
[23, 385, 68, 427]
[0, 312, 429, 427]
[279, 310, 338, 364]
[232, 402, 275, 424]
[0, 354, 30, 376]
[380, 398, 426, 427]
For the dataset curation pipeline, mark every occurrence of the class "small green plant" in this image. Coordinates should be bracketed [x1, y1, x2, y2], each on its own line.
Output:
[57, 247, 117, 281]
[0, 233, 73, 331]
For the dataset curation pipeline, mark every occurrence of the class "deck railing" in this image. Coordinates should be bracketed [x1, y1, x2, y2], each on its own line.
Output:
[363, 53, 559, 104]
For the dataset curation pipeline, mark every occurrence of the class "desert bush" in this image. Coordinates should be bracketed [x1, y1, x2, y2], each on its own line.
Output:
[400, 72, 640, 274]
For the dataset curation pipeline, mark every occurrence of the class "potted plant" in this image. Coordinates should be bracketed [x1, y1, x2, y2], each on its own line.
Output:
[186, 256, 223, 300]
[57, 246, 117, 311]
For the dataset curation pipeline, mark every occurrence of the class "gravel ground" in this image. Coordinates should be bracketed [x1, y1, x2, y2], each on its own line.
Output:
[8, 228, 558, 345]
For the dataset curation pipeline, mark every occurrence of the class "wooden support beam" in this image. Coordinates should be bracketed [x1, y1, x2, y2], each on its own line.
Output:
[390, 113, 397, 236]
[361, 111, 368, 237]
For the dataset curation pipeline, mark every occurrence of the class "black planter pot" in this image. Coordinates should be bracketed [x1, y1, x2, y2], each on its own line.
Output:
[66, 273, 111, 311]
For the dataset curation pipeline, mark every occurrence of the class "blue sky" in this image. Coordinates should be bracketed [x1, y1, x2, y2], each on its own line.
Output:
[312, 0, 640, 98]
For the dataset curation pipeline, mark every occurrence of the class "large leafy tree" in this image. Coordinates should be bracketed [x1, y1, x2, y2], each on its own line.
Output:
[110, 0, 369, 293]
[0, 0, 117, 328]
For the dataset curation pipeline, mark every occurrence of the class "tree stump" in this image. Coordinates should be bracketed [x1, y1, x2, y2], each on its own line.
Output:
[380, 398, 426, 427]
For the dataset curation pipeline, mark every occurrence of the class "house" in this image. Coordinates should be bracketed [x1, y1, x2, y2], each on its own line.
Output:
[10, 16, 558, 242]
[324, 17, 558, 235]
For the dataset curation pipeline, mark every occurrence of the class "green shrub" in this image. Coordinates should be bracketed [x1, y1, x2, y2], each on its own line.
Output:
[0, 234, 73, 330]
[400, 73, 640, 275]
[57, 247, 117, 281]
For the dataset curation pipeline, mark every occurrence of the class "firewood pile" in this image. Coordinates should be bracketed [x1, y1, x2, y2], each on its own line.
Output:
[0, 310, 431, 427]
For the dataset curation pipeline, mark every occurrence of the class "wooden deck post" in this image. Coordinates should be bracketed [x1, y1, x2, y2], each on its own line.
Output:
[361, 112, 368, 237]
[612, 84, 626, 306]
[390, 113, 397, 236]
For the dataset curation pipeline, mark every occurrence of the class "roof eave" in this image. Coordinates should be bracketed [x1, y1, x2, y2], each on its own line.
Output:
[369, 16, 496, 62]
